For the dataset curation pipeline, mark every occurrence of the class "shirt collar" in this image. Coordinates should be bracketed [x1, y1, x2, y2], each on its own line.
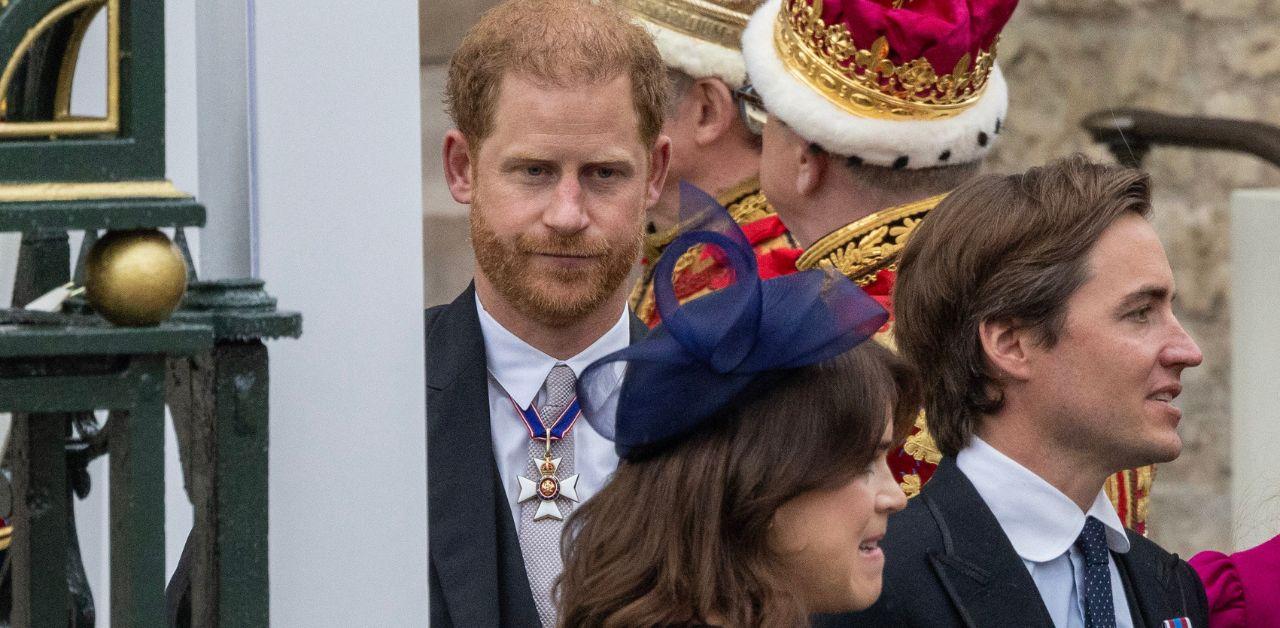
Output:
[475, 292, 631, 409]
[956, 435, 1131, 563]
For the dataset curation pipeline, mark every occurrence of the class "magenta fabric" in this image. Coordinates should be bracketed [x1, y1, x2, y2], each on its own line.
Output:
[815, 0, 1019, 73]
[1189, 534, 1280, 628]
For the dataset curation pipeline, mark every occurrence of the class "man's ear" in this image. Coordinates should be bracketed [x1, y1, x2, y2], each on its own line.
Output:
[691, 78, 736, 147]
[443, 129, 475, 204]
[796, 143, 828, 197]
[978, 319, 1033, 382]
[645, 134, 673, 209]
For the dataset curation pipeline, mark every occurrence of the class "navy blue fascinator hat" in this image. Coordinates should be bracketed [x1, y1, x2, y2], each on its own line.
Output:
[578, 182, 889, 459]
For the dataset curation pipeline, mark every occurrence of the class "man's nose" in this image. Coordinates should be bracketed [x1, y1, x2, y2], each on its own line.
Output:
[543, 176, 590, 234]
[1162, 316, 1203, 369]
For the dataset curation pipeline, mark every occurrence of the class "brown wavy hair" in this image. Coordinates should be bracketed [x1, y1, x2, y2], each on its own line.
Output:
[892, 154, 1152, 457]
[557, 342, 920, 627]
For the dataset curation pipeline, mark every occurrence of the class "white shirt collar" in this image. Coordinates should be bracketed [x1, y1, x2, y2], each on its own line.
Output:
[475, 293, 631, 409]
[956, 435, 1131, 563]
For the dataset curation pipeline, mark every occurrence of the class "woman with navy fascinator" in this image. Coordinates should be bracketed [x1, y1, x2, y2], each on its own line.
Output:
[555, 184, 921, 627]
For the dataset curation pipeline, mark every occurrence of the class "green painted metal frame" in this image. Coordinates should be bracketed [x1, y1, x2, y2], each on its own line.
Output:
[166, 279, 299, 628]
[167, 342, 272, 628]
[0, 0, 297, 624]
[0, 0, 166, 182]
[0, 198, 206, 232]
[1, 327, 212, 627]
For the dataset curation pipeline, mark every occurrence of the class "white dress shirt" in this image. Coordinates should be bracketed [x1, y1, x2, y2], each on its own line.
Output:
[475, 294, 626, 528]
[956, 436, 1134, 628]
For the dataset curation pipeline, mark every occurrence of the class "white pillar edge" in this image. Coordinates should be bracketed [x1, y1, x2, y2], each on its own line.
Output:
[251, 0, 428, 623]
[1228, 187, 1280, 552]
[193, 0, 253, 279]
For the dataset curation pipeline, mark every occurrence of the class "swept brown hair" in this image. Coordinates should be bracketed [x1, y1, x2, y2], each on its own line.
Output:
[445, 0, 668, 150]
[892, 154, 1153, 457]
[557, 342, 920, 627]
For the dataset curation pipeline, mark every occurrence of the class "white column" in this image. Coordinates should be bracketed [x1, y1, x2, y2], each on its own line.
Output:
[251, 0, 428, 624]
[1229, 188, 1280, 551]
[192, 0, 253, 279]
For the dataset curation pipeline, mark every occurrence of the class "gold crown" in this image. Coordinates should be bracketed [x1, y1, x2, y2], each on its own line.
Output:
[774, 0, 997, 121]
[622, 0, 763, 49]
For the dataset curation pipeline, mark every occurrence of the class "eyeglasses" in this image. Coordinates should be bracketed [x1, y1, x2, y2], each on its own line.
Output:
[734, 83, 768, 136]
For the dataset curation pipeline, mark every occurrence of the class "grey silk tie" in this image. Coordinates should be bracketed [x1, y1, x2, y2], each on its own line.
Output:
[519, 363, 576, 627]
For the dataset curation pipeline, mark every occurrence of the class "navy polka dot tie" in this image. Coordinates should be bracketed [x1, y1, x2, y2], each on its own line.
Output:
[1075, 516, 1117, 628]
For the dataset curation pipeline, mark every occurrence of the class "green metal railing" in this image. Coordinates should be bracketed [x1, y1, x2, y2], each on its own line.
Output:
[0, 1, 298, 625]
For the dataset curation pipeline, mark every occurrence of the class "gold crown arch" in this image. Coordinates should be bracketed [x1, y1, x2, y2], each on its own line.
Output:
[773, 0, 997, 121]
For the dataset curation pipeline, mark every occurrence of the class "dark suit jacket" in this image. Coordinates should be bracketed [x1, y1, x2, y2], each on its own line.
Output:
[426, 285, 645, 627]
[815, 457, 1209, 628]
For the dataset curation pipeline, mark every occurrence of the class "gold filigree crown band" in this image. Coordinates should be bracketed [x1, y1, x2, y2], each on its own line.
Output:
[773, 0, 996, 121]
[623, 0, 759, 50]
[796, 193, 947, 285]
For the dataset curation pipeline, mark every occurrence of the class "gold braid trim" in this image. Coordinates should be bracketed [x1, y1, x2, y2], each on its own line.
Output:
[1136, 464, 1155, 529]
[795, 193, 946, 285]
[668, 178, 780, 275]
[622, 0, 759, 49]
[632, 179, 782, 318]
[642, 222, 681, 266]
[643, 177, 772, 263]
[902, 412, 941, 466]
[718, 176, 764, 214]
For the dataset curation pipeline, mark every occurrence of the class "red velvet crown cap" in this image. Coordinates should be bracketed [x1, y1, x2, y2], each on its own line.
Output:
[822, 1, 1017, 75]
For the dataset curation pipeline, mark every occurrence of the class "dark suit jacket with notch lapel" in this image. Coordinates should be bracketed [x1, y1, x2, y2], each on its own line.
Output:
[426, 284, 647, 627]
[814, 457, 1209, 628]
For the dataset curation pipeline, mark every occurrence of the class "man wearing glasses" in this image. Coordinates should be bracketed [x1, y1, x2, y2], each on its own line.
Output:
[618, 0, 801, 328]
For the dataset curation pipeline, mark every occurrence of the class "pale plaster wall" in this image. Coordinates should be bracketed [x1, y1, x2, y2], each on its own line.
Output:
[253, 0, 428, 623]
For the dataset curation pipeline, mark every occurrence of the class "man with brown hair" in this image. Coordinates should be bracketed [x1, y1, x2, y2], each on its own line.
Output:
[740, 0, 1158, 535]
[428, 1, 669, 625]
[821, 155, 1210, 627]
[620, 0, 801, 327]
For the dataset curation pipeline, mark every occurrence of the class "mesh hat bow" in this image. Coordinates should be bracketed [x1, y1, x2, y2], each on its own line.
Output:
[578, 182, 889, 458]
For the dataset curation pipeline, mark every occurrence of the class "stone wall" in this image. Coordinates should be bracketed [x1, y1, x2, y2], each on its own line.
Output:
[421, 0, 1280, 555]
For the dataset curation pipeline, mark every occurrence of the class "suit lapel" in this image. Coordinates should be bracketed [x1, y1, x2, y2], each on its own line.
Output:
[427, 286, 518, 626]
[628, 309, 648, 341]
[1115, 547, 1151, 627]
[920, 459, 1056, 628]
[1114, 532, 1181, 627]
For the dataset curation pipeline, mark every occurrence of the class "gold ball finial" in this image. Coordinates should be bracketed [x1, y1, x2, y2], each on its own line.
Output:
[85, 229, 188, 327]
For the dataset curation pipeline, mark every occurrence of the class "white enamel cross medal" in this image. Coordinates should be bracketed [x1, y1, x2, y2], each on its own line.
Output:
[518, 453, 579, 521]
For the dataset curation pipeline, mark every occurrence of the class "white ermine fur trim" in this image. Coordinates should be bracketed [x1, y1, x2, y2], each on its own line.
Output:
[637, 19, 748, 89]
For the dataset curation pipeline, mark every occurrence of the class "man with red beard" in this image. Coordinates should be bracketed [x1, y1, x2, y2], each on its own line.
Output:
[427, 1, 670, 626]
